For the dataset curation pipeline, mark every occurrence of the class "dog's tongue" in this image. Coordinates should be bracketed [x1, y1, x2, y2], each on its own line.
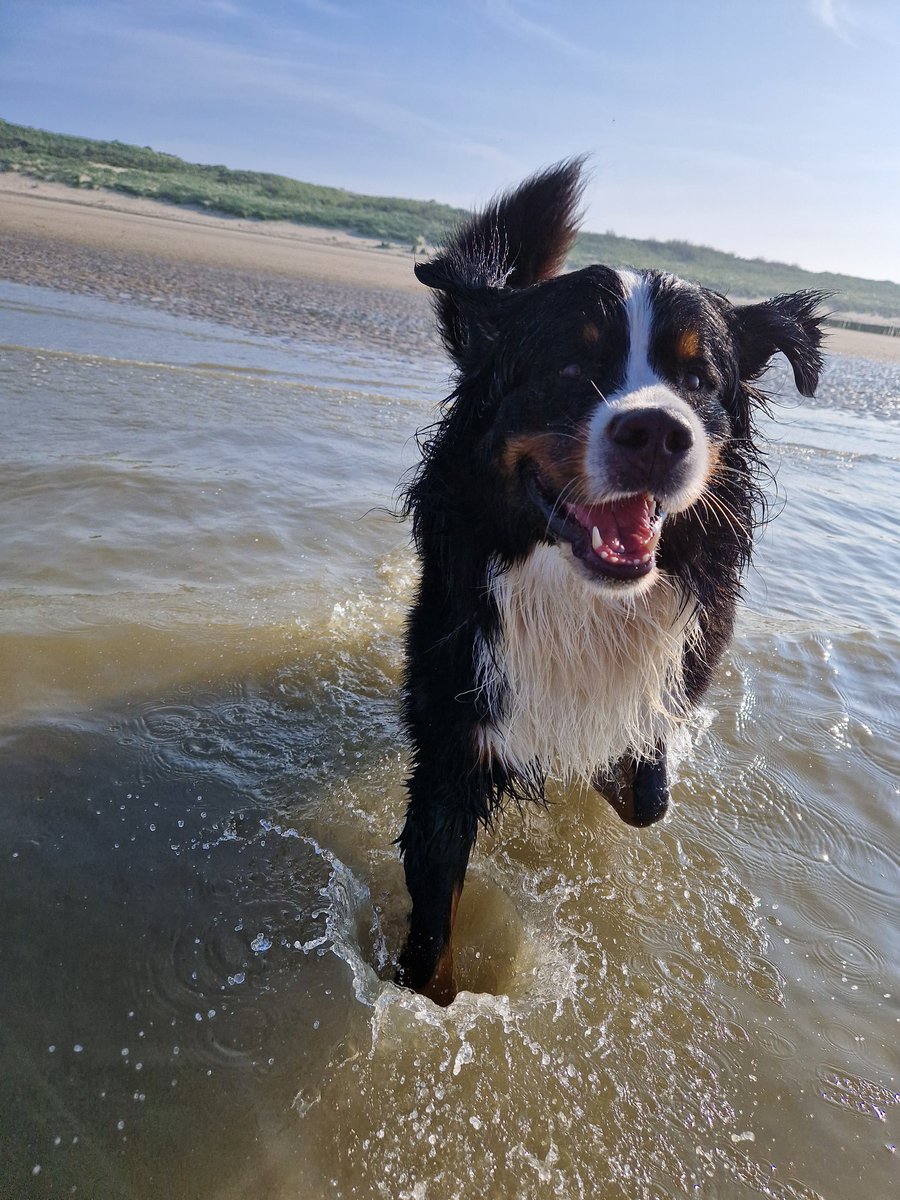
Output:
[568, 493, 655, 557]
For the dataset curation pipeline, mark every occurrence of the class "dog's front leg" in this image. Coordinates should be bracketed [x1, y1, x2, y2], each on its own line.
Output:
[395, 777, 479, 1005]
[593, 745, 670, 827]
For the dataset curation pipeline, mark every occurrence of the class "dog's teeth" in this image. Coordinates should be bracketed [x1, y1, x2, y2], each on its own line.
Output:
[641, 553, 651, 563]
[591, 525, 602, 552]
[599, 549, 610, 560]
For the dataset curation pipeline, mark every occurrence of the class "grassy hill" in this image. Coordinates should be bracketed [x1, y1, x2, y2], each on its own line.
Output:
[568, 233, 900, 322]
[0, 119, 462, 244]
[3, 118, 899, 320]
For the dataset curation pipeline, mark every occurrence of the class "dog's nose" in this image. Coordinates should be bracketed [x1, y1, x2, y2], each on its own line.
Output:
[606, 407, 694, 470]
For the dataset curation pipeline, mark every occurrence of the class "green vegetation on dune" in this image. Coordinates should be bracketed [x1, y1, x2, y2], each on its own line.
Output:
[0, 119, 462, 244]
[3, 118, 899, 320]
[569, 233, 900, 321]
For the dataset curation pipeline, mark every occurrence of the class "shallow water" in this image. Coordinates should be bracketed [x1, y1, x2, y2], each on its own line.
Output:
[1, 280, 898, 1198]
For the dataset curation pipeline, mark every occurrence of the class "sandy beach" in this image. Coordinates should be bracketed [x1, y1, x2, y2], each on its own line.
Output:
[2, 173, 899, 363]
[0, 175, 436, 357]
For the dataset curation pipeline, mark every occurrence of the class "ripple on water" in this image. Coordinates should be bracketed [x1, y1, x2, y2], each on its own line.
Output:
[817, 1068, 900, 1124]
[125, 821, 332, 1046]
[275, 772, 815, 1200]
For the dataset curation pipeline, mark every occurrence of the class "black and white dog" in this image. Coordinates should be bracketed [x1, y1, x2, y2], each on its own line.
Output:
[396, 161, 824, 1003]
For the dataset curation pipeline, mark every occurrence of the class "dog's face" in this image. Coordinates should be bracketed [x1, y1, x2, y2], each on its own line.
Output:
[415, 163, 824, 598]
[488, 266, 746, 594]
[421, 259, 823, 598]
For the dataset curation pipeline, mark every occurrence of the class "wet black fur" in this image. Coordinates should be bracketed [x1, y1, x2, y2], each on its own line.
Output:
[395, 161, 826, 996]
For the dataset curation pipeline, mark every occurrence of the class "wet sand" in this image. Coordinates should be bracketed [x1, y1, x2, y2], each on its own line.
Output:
[2, 174, 898, 363]
[0, 175, 436, 357]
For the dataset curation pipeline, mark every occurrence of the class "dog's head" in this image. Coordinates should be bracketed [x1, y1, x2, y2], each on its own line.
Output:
[415, 161, 826, 596]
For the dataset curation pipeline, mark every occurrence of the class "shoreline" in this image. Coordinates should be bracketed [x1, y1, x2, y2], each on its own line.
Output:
[2, 176, 899, 364]
[0, 173, 425, 287]
[0, 174, 437, 358]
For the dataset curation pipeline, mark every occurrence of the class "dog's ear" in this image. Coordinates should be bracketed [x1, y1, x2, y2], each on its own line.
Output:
[415, 159, 586, 363]
[733, 291, 828, 397]
[413, 267, 506, 366]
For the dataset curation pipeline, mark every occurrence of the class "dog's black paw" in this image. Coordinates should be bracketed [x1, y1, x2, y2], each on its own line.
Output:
[594, 753, 669, 827]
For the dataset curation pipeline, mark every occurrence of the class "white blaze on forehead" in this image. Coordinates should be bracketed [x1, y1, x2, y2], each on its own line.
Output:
[618, 268, 659, 392]
[582, 268, 710, 511]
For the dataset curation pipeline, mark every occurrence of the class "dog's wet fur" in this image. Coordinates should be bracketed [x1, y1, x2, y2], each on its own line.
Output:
[395, 161, 825, 1004]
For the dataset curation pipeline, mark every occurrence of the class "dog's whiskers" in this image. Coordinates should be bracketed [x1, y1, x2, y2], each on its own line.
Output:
[697, 489, 743, 542]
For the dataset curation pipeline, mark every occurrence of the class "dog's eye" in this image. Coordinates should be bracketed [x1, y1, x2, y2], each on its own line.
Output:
[683, 373, 702, 392]
[559, 364, 582, 379]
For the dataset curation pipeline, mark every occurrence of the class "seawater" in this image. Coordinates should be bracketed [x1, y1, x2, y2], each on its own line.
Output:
[1, 280, 897, 1199]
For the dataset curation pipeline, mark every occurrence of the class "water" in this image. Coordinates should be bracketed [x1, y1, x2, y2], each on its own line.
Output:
[1, 280, 897, 1198]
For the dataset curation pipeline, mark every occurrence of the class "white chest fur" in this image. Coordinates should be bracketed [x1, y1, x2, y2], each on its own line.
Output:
[475, 544, 698, 783]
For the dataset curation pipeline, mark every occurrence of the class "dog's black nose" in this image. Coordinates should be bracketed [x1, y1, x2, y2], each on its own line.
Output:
[606, 407, 694, 469]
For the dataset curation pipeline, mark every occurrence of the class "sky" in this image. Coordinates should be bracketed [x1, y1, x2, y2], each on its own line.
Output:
[3, 0, 899, 283]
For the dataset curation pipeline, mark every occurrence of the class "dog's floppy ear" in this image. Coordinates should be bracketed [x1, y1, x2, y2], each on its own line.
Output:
[415, 159, 586, 363]
[733, 291, 828, 397]
[413, 263, 504, 365]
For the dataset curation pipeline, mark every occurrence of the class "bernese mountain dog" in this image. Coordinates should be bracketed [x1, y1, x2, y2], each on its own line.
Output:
[395, 160, 825, 1004]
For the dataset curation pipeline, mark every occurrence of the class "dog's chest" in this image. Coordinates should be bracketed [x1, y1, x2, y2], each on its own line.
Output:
[475, 545, 696, 781]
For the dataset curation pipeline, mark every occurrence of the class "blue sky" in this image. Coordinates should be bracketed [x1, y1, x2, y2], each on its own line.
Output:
[3, 0, 899, 282]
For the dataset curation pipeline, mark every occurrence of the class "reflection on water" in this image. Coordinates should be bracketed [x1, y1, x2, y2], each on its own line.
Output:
[1, 281, 898, 1198]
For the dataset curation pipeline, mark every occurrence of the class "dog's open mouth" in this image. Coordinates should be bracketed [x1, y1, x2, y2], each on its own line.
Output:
[530, 476, 665, 581]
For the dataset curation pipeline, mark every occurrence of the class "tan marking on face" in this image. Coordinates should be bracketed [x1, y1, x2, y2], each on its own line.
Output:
[501, 431, 588, 494]
[704, 441, 722, 481]
[582, 322, 601, 345]
[676, 328, 701, 360]
[693, 442, 728, 502]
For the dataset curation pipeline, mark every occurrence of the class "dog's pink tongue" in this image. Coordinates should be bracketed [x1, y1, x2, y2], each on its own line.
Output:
[570, 494, 655, 556]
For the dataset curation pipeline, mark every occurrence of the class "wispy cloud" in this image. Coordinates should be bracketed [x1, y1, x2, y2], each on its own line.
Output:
[200, 0, 244, 18]
[809, 0, 857, 40]
[808, 0, 899, 45]
[107, 20, 516, 174]
[298, 0, 348, 16]
[484, 0, 599, 64]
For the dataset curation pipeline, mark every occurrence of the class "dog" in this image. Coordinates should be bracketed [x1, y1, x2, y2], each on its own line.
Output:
[395, 160, 824, 1004]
